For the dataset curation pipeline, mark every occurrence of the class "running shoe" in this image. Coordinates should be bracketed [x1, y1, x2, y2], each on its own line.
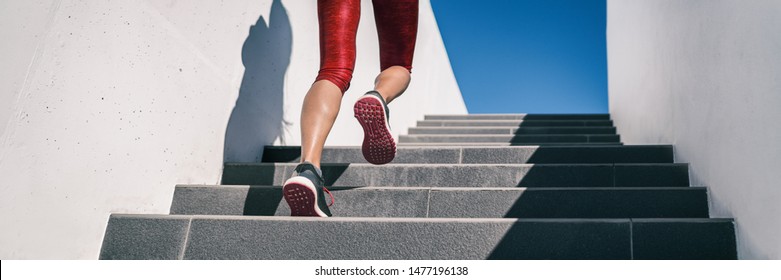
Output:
[353, 91, 396, 164]
[282, 162, 333, 217]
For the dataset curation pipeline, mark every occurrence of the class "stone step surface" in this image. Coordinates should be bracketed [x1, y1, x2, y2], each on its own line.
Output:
[398, 134, 620, 143]
[222, 163, 690, 188]
[397, 142, 625, 146]
[417, 120, 614, 127]
[261, 145, 673, 164]
[99, 215, 736, 260]
[171, 185, 709, 218]
[408, 126, 618, 135]
[424, 114, 611, 120]
[99, 110, 738, 260]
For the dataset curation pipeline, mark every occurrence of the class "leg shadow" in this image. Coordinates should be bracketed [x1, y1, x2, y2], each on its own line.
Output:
[224, 0, 292, 163]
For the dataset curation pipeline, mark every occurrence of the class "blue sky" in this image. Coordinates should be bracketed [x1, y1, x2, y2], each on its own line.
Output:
[431, 0, 608, 114]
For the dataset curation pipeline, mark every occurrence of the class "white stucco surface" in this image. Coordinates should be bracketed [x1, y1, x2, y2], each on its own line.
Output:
[0, 0, 464, 259]
[608, 0, 781, 259]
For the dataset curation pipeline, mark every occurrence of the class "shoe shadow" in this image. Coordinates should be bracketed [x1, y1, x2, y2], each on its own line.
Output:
[243, 186, 284, 216]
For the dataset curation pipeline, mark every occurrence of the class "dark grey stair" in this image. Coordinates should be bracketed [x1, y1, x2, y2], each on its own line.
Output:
[99, 215, 736, 260]
[261, 145, 673, 164]
[398, 134, 620, 143]
[460, 145, 671, 163]
[398, 142, 625, 146]
[222, 163, 690, 188]
[417, 120, 613, 127]
[632, 219, 737, 259]
[408, 126, 617, 135]
[171, 185, 709, 218]
[424, 114, 611, 120]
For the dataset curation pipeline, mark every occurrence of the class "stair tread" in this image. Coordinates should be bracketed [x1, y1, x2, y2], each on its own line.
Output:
[100, 214, 736, 260]
[265, 144, 664, 148]
[226, 162, 688, 166]
[399, 135, 620, 143]
[171, 185, 709, 218]
[177, 184, 704, 190]
[408, 126, 618, 130]
[417, 120, 614, 127]
[402, 133, 618, 136]
[221, 162, 690, 188]
[407, 127, 618, 135]
[397, 142, 625, 146]
[426, 113, 609, 116]
[113, 213, 732, 222]
[418, 120, 612, 123]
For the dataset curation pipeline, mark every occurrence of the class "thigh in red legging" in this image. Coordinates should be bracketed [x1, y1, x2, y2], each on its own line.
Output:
[315, 0, 361, 94]
[373, 0, 418, 73]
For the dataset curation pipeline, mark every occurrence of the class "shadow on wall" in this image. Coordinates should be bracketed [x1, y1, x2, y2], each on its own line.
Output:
[224, 0, 292, 163]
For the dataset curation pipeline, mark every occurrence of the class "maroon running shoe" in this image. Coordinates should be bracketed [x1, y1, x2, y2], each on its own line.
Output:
[353, 91, 396, 165]
[282, 162, 333, 217]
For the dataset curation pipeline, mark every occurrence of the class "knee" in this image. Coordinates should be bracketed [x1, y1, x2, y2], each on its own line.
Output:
[385, 65, 413, 76]
[377, 65, 412, 84]
[316, 68, 354, 94]
[381, 64, 413, 75]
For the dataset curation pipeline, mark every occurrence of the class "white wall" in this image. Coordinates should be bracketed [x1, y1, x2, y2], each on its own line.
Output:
[0, 0, 465, 259]
[608, 0, 781, 259]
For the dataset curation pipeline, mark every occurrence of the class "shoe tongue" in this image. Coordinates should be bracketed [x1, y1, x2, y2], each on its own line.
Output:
[297, 162, 323, 179]
[312, 165, 323, 179]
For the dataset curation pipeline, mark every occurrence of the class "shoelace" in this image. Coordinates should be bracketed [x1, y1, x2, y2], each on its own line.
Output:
[323, 186, 335, 207]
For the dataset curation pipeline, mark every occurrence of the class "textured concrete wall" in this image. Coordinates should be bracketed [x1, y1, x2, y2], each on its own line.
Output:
[608, 0, 781, 259]
[0, 0, 464, 259]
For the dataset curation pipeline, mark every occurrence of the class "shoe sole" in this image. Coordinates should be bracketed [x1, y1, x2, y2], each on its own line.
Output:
[354, 95, 396, 165]
[282, 176, 328, 217]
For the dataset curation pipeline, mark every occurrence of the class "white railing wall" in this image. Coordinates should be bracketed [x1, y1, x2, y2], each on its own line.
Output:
[607, 0, 781, 259]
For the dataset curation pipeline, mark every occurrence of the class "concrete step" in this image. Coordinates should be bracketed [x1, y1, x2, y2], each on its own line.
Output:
[424, 114, 611, 121]
[417, 120, 614, 127]
[99, 215, 736, 260]
[171, 185, 709, 219]
[261, 145, 673, 164]
[397, 142, 625, 146]
[398, 134, 620, 144]
[221, 163, 690, 188]
[408, 126, 617, 135]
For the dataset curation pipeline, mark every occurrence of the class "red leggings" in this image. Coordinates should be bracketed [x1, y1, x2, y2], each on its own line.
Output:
[315, 0, 419, 93]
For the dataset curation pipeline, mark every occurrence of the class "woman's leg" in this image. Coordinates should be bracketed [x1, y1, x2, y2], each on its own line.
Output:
[299, 80, 342, 169]
[371, 0, 418, 103]
[285, 0, 361, 217]
[373, 66, 411, 104]
[350, 0, 418, 165]
[300, 0, 361, 168]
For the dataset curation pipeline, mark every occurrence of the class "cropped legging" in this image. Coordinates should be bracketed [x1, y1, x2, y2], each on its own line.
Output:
[315, 0, 419, 93]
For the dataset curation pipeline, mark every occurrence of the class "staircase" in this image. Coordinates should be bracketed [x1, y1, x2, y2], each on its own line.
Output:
[99, 113, 737, 259]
